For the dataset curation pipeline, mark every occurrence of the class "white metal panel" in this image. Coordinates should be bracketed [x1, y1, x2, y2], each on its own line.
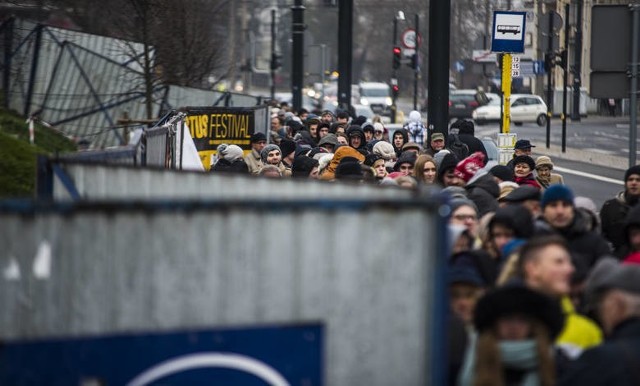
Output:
[53, 163, 419, 201]
[0, 199, 445, 385]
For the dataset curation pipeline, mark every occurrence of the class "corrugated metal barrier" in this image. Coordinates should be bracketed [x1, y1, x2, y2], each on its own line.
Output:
[0, 197, 449, 385]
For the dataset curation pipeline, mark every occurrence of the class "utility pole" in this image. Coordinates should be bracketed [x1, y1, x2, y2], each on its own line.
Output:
[337, 0, 353, 111]
[270, 9, 276, 101]
[391, 16, 399, 123]
[413, 13, 420, 111]
[291, 0, 305, 112]
[545, 10, 553, 149]
[427, 0, 450, 137]
[562, 3, 569, 153]
[571, 0, 583, 121]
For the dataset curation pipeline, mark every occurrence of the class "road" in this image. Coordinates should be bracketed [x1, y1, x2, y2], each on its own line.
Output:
[469, 117, 634, 209]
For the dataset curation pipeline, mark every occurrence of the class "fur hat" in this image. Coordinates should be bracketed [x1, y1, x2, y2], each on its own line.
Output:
[474, 285, 565, 340]
[220, 144, 244, 162]
[535, 155, 554, 170]
[624, 165, 640, 181]
[260, 144, 281, 163]
[454, 152, 486, 183]
[541, 184, 575, 208]
[512, 155, 536, 171]
[373, 141, 396, 161]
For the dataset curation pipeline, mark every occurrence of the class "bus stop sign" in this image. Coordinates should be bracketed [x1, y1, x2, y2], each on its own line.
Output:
[491, 11, 527, 53]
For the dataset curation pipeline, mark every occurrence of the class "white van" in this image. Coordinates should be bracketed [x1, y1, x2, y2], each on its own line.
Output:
[358, 82, 392, 117]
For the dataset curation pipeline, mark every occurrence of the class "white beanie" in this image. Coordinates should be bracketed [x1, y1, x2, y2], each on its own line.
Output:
[373, 141, 396, 161]
[409, 110, 422, 123]
[221, 144, 244, 162]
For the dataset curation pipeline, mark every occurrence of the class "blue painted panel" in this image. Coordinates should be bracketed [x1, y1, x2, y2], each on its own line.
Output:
[0, 324, 323, 386]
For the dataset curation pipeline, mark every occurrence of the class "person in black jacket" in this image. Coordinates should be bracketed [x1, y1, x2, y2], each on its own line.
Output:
[600, 165, 640, 258]
[538, 185, 611, 270]
[558, 258, 640, 386]
[210, 144, 249, 174]
[449, 119, 488, 161]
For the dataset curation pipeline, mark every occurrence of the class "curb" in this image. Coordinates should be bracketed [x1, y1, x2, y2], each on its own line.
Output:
[533, 145, 630, 171]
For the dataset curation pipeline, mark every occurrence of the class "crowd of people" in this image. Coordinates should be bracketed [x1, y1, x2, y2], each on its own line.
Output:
[210, 103, 640, 386]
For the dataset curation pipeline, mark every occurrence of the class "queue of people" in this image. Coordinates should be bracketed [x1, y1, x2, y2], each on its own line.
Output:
[209, 102, 640, 385]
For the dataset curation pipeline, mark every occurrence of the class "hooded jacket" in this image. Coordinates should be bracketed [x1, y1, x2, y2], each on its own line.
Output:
[600, 191, 640, 258]
[392, 128, 409, 158]
[319, 146, 365, 181]
[346, 125, 368, 153]
[540, 208, 612, 269]
[456, 120, 488, 160]
[465, 171, 499, 217]
[437, 153, 460, 185]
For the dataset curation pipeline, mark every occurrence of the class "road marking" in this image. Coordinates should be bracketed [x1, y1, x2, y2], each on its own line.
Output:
[554, 166, 623, 185]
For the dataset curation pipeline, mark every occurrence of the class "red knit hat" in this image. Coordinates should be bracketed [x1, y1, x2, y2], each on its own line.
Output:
[454, 152, 486, 182]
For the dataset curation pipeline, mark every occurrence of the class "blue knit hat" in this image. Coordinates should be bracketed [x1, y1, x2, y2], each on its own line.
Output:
[541, 184, 575, 208]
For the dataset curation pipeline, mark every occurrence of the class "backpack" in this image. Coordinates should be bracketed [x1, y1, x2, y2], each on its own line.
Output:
[447, 134, 469, 160]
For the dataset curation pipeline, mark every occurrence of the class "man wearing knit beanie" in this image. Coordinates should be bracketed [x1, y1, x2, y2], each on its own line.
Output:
[541, 184, 611, 269]
[600, 165, 640, 258]
[260, 144, 291, 177]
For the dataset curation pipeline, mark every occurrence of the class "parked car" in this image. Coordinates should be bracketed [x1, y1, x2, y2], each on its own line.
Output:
[473, 94, 548, 126]
[481, 137, 499, 163]
[448, 90, 497, 121]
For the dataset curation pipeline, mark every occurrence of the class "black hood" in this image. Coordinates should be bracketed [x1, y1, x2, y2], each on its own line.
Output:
[625, 204, 640, 240]
[490, 204, 534, 239]
[466, 173, 500, 198]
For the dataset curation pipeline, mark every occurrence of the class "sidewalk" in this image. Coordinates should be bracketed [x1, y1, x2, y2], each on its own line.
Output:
[534, 144, 629, 171]
[534, 115, 632, 171]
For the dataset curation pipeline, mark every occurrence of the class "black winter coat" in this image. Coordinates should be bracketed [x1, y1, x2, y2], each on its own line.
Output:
[540, 209, 612, 269]
[558, 318, 640, 386]
[210, 159, 249, 174]
[465, 172, 499, 217]
[600, 191, 639, 258]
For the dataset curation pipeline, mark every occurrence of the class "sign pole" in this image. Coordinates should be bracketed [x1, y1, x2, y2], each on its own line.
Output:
[630, 4, 639, 168]
[501, 53, 512, 134]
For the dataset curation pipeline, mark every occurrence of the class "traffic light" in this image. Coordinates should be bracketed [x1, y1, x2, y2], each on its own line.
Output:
[392, 84, 399, 99]
[271, 53, 282, 71]
[392, 46, 401, 69]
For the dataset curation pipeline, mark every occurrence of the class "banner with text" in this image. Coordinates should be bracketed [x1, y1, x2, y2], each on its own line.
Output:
[184, 106, 269, 170]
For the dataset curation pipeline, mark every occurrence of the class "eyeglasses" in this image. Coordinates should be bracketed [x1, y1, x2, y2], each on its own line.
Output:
[452, 214, 477, 222]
